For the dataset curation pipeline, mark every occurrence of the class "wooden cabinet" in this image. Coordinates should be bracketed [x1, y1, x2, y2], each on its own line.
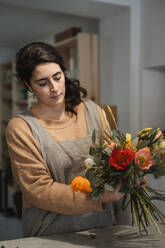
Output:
[0, 61, 36, 169]
[55, 32, 100, 103]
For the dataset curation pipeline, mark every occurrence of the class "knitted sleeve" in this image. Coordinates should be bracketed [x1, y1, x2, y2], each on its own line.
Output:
[6, 117, 104, 214]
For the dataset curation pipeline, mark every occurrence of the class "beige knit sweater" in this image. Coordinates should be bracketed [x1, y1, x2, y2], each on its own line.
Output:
[6, 102, 108, 214]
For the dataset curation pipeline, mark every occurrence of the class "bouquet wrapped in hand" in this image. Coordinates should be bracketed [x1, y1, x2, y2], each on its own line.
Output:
[71, 106, 165, 234]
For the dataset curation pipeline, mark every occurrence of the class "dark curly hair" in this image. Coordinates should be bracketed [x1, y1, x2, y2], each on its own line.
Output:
[16, 42, 87, 115]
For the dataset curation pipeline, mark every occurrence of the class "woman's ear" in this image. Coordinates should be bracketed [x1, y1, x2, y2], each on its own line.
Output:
[24, 81, 33, 92]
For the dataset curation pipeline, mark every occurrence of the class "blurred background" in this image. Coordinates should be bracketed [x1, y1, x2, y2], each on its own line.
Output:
[0, 0, 165, 241]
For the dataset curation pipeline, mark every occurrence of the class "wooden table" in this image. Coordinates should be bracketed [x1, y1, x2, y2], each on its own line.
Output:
[0, 224, 165, 248]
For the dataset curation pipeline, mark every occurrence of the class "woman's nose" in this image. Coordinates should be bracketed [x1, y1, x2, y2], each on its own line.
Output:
[49, 79, 57, 92]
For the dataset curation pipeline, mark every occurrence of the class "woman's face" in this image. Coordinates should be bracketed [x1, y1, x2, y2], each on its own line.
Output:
[29, 62, 66, 108]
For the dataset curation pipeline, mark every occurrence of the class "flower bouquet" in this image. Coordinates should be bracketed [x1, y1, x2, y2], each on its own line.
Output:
[71, 106, 165, 234]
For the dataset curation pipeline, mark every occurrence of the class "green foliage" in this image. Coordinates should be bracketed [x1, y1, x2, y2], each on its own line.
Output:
[104, 183, 114, 191]
[84, 107, 165, 234]
[92, 129, 96, 145]
[147, 165, 165, 178]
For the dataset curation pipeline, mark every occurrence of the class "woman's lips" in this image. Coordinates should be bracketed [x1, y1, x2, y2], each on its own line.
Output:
[50, 93, 61, 98]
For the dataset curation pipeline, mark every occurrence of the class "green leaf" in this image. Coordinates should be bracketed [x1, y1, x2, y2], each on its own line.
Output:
[147, 165, 165, 178]
[121, 194, 130, 210]
[91, 188, 103, 201]
[109, 171, 123, 177]
[104, 183, 114, 191]
[147, 187, 165, 202]
[136, 140, 150, 149]
[89, 146, 96, 155]
[103, 146, 112, 156]
[104, 130, 114, 141]
[131, 198, 141, 234]
[92, 129, 96, 145]
[94, 156, 102, 165]
[120, 184, 130, 193]
[135, 189, 162, 234]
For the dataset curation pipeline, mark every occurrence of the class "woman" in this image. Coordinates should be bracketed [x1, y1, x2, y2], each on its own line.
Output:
[6, 42, 124, 237]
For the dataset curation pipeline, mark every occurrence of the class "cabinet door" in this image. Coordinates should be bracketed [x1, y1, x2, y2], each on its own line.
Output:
[77, 33, 99, 103]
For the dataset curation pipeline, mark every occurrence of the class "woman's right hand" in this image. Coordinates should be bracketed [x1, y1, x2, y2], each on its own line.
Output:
[100, 183, 124, 204]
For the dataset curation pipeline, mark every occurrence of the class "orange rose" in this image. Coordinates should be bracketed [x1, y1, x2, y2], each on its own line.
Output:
[71, 176, 92, 193]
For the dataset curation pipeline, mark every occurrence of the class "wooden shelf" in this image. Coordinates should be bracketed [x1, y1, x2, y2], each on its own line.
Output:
[55, 36, 77, 48]
[2, 119, 10, 124]
[2, 95, 12, 101]
[3, 81, 12, 86]
[55, 33, 99, 104]
[14, 99, 28, 105]
[2, 152, 9, 158]
[0, 60, 32, 169]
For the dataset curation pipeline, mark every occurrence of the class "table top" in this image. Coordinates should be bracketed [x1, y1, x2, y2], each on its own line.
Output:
[0, 224, 165, 248]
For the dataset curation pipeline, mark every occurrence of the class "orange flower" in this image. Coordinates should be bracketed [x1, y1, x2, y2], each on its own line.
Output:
[71, 176, 92, 193]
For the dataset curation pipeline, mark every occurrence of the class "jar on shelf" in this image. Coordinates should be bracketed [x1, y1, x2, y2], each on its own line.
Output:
[19, 86, 27, 100]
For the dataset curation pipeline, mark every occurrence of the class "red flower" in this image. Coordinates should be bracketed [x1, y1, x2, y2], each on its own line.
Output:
[109, 148, 135, 170]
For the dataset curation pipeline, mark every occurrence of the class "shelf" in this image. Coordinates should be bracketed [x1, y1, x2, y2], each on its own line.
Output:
[2, 96, 12, 101]
[0, 61, 16, 169]
[3, 81, 12, 86]
[55, 36, 77, 49]
[2, 152, 9, 158]
[2, 119, 10, 125]
[55, 33, 99, 103]
[13, 99, 28, 105]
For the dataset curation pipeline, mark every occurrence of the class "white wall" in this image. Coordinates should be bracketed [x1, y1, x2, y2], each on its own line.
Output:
[139, 0, 165, 130]
[138, 0, 165, 215]
[22, 16, 99, 47]
[147, 172, 165, 215]
[99, 8, 130, 132]
[90, 0, 131, 6]
[141, 69, 165, 130]
[142, 0, 165, 67]
[0, 3, 99, 49]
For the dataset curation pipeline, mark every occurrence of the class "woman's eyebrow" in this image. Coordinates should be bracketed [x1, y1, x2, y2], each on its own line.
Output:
[35, 71, 62, 83]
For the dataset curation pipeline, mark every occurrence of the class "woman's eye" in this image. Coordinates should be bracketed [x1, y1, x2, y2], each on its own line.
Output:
[54, 76, 61, 81]
[38, 81, 48, 86]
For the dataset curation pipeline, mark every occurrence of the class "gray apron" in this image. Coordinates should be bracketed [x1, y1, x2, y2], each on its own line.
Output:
[17, 100, 114, 237]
